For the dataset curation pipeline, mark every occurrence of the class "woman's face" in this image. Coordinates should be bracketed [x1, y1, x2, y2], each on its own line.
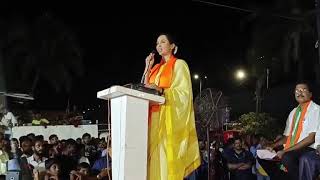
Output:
[12, 140, 18, 147]
[79, 168, 89, 175]
[156, 35, 174, 57]
[49, 163, 60, 176]
[98, 140, 107, 149]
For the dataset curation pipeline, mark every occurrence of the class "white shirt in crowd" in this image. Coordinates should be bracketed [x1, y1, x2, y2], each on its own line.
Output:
[27, 155, 47, 172]
[0, 112, 17, 127]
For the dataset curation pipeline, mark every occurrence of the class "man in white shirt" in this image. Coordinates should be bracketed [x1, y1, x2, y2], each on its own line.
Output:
[0, 108, 17, 127]
[259, 82, 320, 180]
[27, 138, 47, 173]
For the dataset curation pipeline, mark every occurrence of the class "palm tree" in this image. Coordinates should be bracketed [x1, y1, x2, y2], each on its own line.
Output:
[245, 1, 315, 84]
[28, 12, 84, 94]
[241, 0, 318, 113]
[0, 12, 84, 108]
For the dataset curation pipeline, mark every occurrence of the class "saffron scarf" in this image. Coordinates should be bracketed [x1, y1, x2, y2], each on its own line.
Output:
[148, 55, 177, 88]
[284, 101, 311, 150]
[148, 55, 177, 114]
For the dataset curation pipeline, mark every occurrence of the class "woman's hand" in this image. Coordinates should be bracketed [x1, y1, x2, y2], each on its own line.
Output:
[145, 52, 155, 71]
[70, 170, 82, 180]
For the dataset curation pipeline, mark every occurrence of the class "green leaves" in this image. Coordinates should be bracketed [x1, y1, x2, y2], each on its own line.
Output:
[238, 112, 282, 139]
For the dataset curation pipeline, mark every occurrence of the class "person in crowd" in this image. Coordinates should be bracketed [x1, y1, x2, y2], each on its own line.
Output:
[2, 137, 11, 153]
[44, 158, 61, 180]
[10, 138, 22, 158]
[0, 107, 17, 127]
[32, 113, 49, 126]
[47, 145, 56, 159]
[97, 138, 107, 157]
[0, 133, 9, 175]
[250, 135, 270, 180]
[99, 137, 112, 159]
[70, 162, 92, 180]
[76, 138, 82, 145]
[92, 152, 111, 173]
[49, 134, 59, 145]
[224, 137, 254, 180]
[19, 136, 33, 157]
[27, 137, 48, 173]
[82, 133, 97, 164]
[56, 139, 78, 179]
[78, 144, 90, 165]
[34, 158, 61, 180]
[27, 133, 36, 143]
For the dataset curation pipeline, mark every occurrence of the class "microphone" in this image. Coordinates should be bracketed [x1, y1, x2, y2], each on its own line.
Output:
[140, 50, 156, 83]
[122, 50, 161, 96]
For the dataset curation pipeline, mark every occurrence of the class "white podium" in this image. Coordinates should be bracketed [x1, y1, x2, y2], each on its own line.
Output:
[97, 85, 165, 180]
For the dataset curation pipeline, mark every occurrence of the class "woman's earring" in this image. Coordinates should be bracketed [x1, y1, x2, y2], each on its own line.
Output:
[173, 46, 178, 55]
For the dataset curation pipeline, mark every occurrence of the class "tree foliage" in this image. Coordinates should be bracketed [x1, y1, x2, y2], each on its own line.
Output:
[1, 12, 84, 95]
[238, 112, 283, 139]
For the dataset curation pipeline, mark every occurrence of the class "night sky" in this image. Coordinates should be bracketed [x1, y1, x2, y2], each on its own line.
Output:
[2, 1, 317, 120]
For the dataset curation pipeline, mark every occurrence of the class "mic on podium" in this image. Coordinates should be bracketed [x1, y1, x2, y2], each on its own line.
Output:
[123, 50, 161, 96]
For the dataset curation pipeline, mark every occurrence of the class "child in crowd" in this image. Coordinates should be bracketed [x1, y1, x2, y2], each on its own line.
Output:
[33, 158, 61, 180]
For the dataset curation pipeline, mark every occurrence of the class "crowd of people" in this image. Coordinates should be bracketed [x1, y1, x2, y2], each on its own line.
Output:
[0, 132, 111, 180]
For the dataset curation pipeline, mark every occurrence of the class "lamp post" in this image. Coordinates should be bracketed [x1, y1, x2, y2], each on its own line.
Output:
[193, 74, 207, 97]
[193, 73, 210, 180]
[235, 68, 269, 113]
[235, 69, 263, 113]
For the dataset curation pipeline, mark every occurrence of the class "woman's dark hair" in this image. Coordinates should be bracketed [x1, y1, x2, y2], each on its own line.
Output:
[49, 134, 58, 141]
[45, 158, 60, 169]
[11, 138, 18, 143]
[158, 32, 179, 55]
[158, 33, 177, 45]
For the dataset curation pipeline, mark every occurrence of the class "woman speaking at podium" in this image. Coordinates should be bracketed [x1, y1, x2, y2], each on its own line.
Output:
[143, 33, 200, 180]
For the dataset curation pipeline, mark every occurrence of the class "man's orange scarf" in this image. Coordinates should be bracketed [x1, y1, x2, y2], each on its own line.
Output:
[284, 101, 311, 150]
[148, 55, 177, 88]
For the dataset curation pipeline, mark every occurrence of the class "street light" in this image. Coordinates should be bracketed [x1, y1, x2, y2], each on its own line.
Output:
[193, 73, 210, 180]
[235, 69, 246, 80]
[193, 74, 207, 97]
[234, 68, 269, 113]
